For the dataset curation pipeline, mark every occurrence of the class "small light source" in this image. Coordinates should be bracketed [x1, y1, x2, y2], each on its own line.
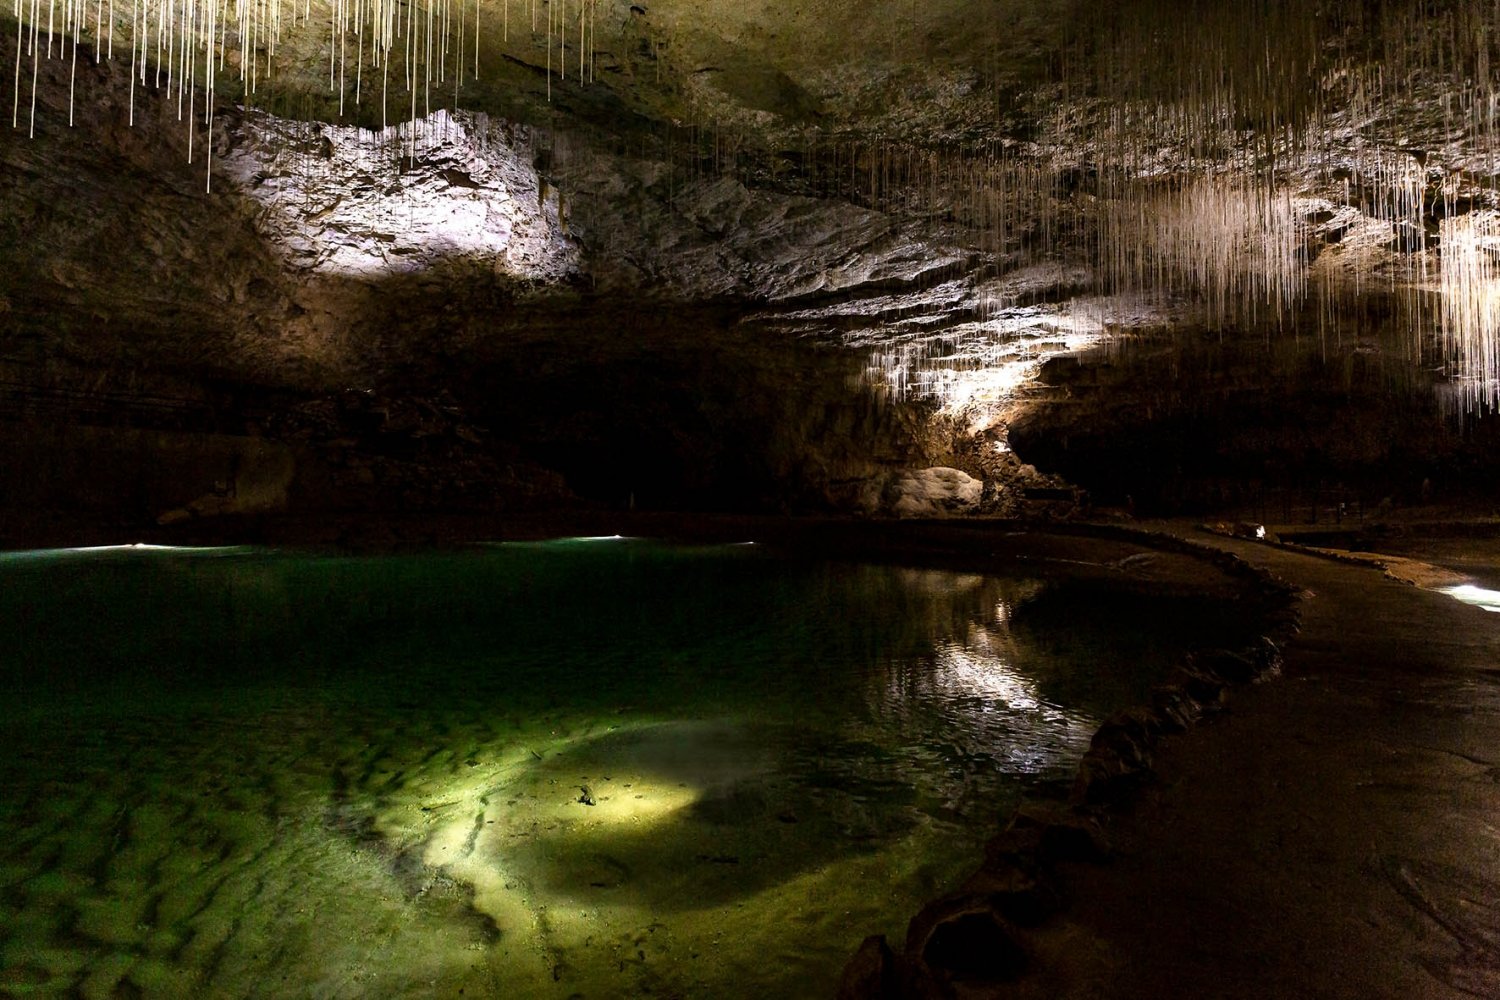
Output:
[1441, 584, 1500, 613]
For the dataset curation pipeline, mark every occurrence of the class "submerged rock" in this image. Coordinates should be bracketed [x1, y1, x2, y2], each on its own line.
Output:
[958, 857, 1064, 928]
[837, 934, 904, 1000]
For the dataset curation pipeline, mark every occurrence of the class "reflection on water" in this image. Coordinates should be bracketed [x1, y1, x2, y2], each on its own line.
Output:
[0, 541, 1252, 998]
[1441, 583, 1500, 613]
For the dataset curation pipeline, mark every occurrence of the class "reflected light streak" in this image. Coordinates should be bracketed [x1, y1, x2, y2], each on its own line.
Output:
[482, 535, 631, 548]
[1441, 583, 1500, 613]
[931, 643, 1043, 713]
[0, 543, 252, 560]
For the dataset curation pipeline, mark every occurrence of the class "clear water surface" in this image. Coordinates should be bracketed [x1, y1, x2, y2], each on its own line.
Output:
[0, 538, 1254, 998]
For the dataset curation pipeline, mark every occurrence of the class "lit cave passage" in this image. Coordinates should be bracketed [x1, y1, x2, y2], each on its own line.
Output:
[5, 2, 1500, 998]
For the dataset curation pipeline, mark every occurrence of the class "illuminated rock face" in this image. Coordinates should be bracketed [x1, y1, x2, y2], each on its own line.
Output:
[220, 109, 579, 282]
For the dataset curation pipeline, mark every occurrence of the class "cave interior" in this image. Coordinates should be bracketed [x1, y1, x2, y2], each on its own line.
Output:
[8, 0, 1500, 528]
[7, 3, 1500, 998]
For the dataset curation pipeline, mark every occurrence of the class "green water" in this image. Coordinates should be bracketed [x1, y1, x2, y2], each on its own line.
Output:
[0, 538, 1252, 998]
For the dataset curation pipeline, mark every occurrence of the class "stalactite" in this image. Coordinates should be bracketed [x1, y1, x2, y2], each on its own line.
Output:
[11, 4, 21, 128]
[28, 0, 40, 137]
[5, 0, 1500, 402]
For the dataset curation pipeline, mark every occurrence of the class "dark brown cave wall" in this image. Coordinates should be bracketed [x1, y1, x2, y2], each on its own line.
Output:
[1008, 323, 1500, 517]
[0, 27, 944, 522]
[438, 306, 941, 512]
[0, 30, 294, 374]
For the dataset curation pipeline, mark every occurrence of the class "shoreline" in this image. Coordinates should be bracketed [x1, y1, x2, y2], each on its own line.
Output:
[3, 509, 1304, 997]
[837, 523, 1301, 997]
[980, 523, 1500, 1000]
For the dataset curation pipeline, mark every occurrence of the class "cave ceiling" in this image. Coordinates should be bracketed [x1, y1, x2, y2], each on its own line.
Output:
[7, 1, 1500, 422]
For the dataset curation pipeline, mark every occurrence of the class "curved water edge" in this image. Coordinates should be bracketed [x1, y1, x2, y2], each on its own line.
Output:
[837, 527, 1303, 998]
[0, 525, 1287, 998]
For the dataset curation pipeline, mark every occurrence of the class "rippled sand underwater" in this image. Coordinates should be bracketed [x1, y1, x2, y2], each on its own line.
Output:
[0, 540, 1251, 997]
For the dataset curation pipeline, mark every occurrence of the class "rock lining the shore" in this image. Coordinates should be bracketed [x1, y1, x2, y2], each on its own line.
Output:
[838, 529, 1301, 999]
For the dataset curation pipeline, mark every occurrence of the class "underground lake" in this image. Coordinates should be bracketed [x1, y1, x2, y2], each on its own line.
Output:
[0, 536, 1264, 997]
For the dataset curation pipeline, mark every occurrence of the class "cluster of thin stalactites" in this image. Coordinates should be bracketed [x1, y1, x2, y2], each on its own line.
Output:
[855, 146, 1500, 412]
[865, 0, 1500, 408]
[8, 0, 601, 187]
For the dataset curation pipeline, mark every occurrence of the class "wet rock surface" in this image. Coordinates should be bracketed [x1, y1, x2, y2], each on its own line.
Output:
[16, 14, 1500, 531]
